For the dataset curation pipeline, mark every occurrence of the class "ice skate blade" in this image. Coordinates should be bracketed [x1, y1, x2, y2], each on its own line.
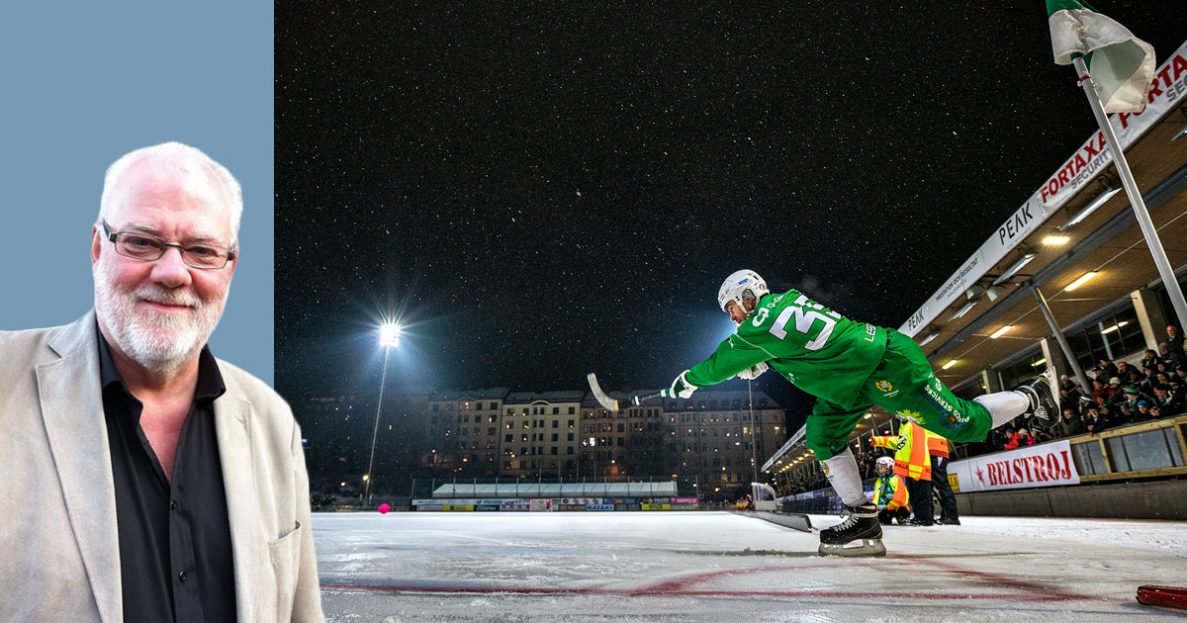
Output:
[818, 538, 886, 558]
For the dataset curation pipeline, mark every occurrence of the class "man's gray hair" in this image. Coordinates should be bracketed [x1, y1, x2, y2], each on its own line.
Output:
[98, 141, 244, 239]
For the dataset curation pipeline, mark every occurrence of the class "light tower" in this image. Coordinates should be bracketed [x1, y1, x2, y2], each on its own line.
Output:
[364, 322, 401, 507]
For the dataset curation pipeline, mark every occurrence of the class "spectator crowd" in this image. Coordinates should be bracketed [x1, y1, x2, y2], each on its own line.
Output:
[985, 324, 1187, 452]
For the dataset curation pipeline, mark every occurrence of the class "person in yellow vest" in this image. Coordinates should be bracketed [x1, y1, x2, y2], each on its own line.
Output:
[871, 416, 933, 525]
[872, 456, 910, 525]
[926, 429, 960, 525]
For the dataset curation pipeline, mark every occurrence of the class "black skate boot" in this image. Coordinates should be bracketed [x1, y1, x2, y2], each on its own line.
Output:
[1015, 374, 1057, 429]
[818, 503, 885, 557]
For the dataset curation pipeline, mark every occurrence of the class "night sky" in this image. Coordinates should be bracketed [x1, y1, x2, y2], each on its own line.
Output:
[275, 2, 1183, 413]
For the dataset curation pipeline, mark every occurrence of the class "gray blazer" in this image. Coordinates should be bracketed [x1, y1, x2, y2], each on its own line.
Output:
[0, 312, 324, 622]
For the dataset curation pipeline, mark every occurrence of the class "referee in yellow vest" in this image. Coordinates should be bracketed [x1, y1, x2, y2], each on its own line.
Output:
[872, 417, 933, 526]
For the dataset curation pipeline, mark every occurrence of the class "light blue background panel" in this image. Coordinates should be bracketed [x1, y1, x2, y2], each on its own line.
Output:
[0, 3, 274, 384]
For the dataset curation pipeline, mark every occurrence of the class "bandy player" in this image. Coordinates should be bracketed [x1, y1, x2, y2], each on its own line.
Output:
[663, 270, 1056, 556]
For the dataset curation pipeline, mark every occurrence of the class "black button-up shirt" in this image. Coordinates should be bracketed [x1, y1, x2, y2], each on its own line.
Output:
[99, 330, 238, 622]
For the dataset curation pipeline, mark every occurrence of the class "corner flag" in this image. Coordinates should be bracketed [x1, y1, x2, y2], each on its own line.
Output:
[1046, 0, 1155, 113]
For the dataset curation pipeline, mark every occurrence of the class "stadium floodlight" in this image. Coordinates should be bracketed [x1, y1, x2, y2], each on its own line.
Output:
[992, 253, 1037, 286]
[989, 325, 1012, 339]
[942, 359, 958, 370]
[1058, 187, 1122, 231]
[379, 322, 402, 348]
[365, 320, 402, 508]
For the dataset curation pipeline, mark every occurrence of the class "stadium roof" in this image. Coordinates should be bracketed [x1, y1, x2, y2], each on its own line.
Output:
[907, 41, 1187, 390]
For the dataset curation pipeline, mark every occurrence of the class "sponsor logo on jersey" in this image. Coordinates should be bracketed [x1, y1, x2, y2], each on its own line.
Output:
[941, 412, 966, 431]
[865, 323, 877, 342]
[920, 382, 970, 431]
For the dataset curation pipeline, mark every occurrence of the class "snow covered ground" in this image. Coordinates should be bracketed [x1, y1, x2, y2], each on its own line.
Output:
[313, 511, 1187, 622]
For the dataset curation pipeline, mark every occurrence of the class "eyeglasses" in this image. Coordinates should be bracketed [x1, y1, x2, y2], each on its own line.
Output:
[101, 220, 236, 270]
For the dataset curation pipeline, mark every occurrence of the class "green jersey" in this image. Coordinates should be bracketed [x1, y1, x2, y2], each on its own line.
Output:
[685, 290, 887, 408]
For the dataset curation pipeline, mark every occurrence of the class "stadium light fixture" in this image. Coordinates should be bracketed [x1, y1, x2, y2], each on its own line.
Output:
[942, 359, 958, 370]
[1101, 321, 1129, 335]
[992, 253, 1037, 286]
[365, 320, 402, 508]
[1064, 271, 1099, 291]
[949, 299, 978, 321]
[989, 325, 1012, 339]
[1174, 124, 1187, 141]
[379, 322, 402, 348]
[1031, 358, 1047, 367]
[919, 331, 940, 346]
[1058, 187, 1122, 231]
[1042, 234, 1070, 246]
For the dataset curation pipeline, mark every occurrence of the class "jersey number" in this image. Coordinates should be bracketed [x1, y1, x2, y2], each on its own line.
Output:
[758, 294, 840, 351]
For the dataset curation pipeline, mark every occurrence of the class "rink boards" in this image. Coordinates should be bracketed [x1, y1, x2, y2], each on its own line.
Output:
[412, 496, 700, 512]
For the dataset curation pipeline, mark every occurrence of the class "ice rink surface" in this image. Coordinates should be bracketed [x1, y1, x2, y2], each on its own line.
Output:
[314, 511, 1187, 622]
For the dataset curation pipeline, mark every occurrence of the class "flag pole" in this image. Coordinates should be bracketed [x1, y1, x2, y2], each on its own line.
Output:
[1070, 54, 1187, 334]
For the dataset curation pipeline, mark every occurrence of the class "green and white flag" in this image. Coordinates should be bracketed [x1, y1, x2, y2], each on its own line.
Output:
[1046, 0, 1155, 113]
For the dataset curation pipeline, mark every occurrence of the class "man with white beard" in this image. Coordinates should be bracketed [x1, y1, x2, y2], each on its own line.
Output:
[0, 143, 324, 622]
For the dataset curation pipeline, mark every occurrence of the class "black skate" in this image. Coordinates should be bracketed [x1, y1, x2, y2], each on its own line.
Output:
[1015, 374, 1057, 429]
[818, 503, 885, 557]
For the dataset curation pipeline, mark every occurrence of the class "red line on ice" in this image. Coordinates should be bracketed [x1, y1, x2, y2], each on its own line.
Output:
[320, 582, 1081, 602]
[918, 558, 1096, 602]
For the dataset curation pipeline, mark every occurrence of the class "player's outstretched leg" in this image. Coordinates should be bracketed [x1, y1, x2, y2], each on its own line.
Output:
[818, 503, 886, 557]
[971, 370, 1058, 432]
[1013, 372, 1058, 429]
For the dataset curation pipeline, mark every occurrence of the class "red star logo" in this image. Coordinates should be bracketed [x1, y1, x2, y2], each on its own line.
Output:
[975, 466, 986, 485]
